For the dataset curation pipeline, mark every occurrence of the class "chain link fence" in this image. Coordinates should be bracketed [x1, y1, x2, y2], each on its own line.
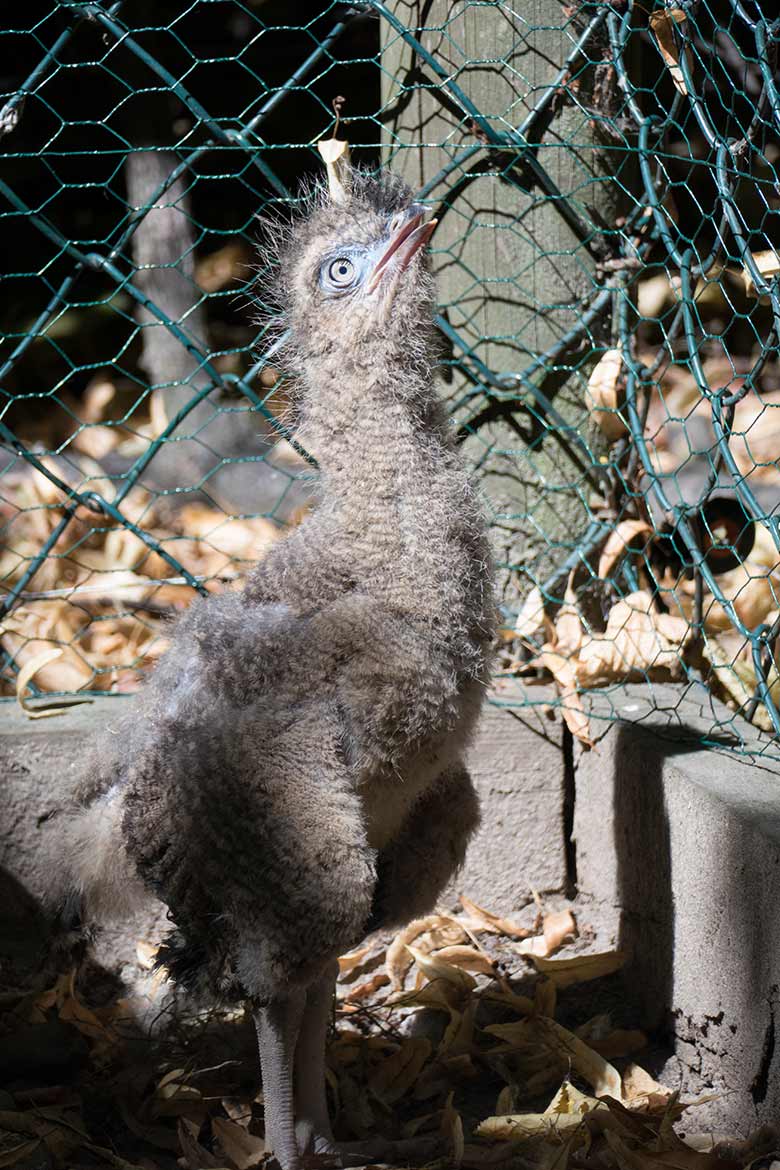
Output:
[1, 1, 779, 754]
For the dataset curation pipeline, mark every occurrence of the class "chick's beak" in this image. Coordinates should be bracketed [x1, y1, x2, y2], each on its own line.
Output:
[367, 208, 437, 294]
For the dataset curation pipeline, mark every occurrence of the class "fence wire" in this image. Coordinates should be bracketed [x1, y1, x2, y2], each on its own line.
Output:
[1, 1, 779, 755]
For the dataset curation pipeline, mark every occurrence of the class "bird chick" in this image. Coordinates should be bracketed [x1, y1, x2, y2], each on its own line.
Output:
[58, 166, 496, 1170]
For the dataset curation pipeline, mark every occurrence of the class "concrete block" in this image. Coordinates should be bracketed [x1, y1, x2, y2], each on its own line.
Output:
[457, 693, 569, 911]
[574, 681, 780, 1135]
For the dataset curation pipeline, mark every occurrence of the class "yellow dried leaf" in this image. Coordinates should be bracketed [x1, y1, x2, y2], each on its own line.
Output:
[11, 646, 92, 719]
[59, 990, 116, 1043]
[343, 972, 390, 1003]
[338, 942, 376, 978]
[742, 249, 780, 299]
[441, 1095, 465, 1166]
[386, 915, 468, 989]
[212, 1116, 266, 1169]
[317, 137, 352, 204]
[458, 896, 530, 939]
[621, 1062, 673, 1111]
[534, 978, 557, 1018]
[554, 575, 583, 656]
[575, 591, 692, 687]
[475, 1106, 599, 1141]
[367, 1037, 431, 1104]
[531, 644, 595, 744]
[649, 8, 690, 96]
[544, 1081, 603, 1117]
[529, 949, 628, 988]
[440, 999, 476, 1057]
[534, 1018, 623, 1099]
[591, 1028, 647, 1059]
[433, 945, 497, 977]
[598, 521, 653, 580]
[407, 945, 476, 987]
[518, 909, 578, 959]
[514, 586, 546, 642]
[587, 348, 627, 440]
[481, 987, 535, 1016]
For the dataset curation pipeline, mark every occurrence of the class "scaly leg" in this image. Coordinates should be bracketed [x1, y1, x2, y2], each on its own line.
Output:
[255, 990, 306, 1170]
[294, 962, 338, 1157]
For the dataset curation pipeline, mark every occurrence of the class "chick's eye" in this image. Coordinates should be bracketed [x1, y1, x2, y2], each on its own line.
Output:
[327, 257, 354, 286]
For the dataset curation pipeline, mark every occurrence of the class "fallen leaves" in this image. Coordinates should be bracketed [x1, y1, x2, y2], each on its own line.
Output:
[515, 909, 577, 959]
[587, 348, 627, 440]
[522, 588, 695, 745]
[530, 949, 628, 988]
[2, 892, 768, 1170]
[0, 449, 283, 701]
[649, 7, 690, 96]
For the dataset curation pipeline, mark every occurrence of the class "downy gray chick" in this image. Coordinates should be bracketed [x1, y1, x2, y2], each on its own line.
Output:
[59, 166, 496, 1170]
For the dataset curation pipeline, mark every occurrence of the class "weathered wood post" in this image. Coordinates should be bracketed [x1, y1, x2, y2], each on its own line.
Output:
[381, 1, 631, 603]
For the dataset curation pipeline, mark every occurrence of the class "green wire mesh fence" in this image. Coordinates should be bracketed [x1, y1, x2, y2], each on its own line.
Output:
[1, 1, 779, 752]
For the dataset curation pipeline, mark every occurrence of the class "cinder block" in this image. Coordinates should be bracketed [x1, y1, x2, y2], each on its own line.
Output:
[456, 694, 569, 911]
[574, 682, 780, 1135]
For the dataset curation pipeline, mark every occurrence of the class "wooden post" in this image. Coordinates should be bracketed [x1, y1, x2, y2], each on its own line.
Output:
[381, 2, 631, 603]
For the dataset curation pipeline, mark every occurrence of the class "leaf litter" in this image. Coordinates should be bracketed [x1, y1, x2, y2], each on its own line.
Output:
[0, 896, 774, 1170]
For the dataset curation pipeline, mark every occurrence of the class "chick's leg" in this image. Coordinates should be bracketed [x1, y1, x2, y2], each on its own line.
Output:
[255, 990, 305, 1170]
[294, 961, 338, 1156]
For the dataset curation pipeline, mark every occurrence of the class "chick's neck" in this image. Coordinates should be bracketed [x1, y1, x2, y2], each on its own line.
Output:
[297, 346, 475, 603]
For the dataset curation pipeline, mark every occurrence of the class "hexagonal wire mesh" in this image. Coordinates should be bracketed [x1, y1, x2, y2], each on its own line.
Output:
[0, 1, 779, 754]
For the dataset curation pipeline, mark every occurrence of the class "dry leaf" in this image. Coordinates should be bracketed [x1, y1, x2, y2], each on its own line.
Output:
[0, 1139, 42, 1168]
[343, 972, 390, 1002]
[476, 1080, 604, 1144]
[587, 348, 627, 440]
[368, 1038, 432, 1104]
[441, 1093, 465, 1166]
[534, 978, 557, 1019]
[517, 909, 577, 958]
[533, 1018, 623, 1099]
[406, 945, 477, 1000]
[536, 651, 595, 747]
[529, 949, 628, 988]
[12, 646, 92, 719]
[622, 1062, 673, 1111]
[432, 945, 497, 977]
[338, 942, 376, 978]
[591, 1029, 647, 1059]
[554, 575, 583, 656]
[741, 249, 780, 299]
[177, 1118, 225, 1170]
[514, 586, 546, 642]
[386, 916, 468, 988]
[649, 8, 690, 96]
[212, 1116, 266, 1169]
[598, 521, 653, 580]
[575, 591, 693, 687]
[458, 896, 531, 939]
[317, 137, 352, 204]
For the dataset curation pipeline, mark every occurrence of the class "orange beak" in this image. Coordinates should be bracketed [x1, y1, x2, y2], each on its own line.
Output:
[366, 210, 437, 294]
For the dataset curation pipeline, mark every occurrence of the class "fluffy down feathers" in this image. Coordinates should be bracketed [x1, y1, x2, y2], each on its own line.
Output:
[56, 165, 495, 1004]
